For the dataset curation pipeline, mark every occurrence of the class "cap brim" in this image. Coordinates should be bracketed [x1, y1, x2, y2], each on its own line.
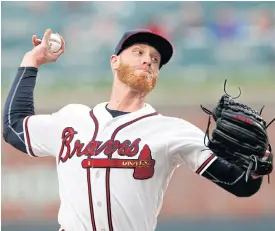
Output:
[117, 32, 173, 67]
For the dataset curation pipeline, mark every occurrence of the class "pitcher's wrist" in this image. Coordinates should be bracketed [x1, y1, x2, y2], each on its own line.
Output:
[20, 52, 40, 68]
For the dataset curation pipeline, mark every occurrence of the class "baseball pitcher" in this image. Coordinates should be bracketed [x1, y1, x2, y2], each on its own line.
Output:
[3, 29, 273, 231]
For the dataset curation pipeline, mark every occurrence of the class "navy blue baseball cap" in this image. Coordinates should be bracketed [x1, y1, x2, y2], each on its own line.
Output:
[114, 29, 173, 68]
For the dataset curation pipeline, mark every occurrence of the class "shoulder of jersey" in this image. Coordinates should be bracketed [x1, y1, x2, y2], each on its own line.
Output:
[55, 103, 91, 116]
[160, 115, 202, 131]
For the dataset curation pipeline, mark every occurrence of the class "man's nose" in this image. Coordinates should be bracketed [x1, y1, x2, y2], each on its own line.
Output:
[141, 55, 152, 66]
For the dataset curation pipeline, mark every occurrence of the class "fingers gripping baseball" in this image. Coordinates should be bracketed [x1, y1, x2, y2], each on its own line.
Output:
[41, 28, 52, 46]
[27, 28, 65, 67]
[40, 29, 65, 61]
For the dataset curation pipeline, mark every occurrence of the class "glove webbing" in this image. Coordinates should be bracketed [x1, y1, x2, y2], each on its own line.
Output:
[200, 80, 275, 183]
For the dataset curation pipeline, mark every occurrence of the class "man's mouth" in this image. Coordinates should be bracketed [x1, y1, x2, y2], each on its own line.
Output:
[137, 67, 151, 74]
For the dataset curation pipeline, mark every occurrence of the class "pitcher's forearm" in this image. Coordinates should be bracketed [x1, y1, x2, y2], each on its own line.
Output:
[3, 67, 38, 153]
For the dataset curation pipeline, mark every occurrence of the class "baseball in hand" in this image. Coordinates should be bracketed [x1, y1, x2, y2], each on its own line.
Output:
[48, 33, 62, 53]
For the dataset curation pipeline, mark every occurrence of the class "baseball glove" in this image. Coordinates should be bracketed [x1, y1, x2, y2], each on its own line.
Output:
[201, 80, 274, 182]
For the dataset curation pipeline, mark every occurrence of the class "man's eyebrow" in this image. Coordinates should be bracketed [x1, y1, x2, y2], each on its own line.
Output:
[132, 45, 145, 49]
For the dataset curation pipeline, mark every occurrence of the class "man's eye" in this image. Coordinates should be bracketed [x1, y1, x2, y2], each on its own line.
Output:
[134, 50, 143, 55]
[153, 57, 159, 62]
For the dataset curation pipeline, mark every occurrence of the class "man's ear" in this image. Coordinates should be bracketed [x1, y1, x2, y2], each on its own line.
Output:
[110, 55, 120, 70]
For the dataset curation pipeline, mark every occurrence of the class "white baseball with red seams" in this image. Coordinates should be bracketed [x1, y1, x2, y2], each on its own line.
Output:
[48, 33, 62, 53]
[23, 102, 217, 231]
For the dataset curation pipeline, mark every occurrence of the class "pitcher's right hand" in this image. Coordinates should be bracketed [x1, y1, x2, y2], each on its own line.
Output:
[20, 29, 65, 68]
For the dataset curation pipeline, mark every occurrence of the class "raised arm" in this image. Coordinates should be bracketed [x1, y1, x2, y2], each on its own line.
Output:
[3, 29, 65, 157]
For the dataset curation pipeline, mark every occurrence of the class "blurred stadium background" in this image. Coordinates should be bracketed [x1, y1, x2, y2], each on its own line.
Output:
[1, 1, 275, 231]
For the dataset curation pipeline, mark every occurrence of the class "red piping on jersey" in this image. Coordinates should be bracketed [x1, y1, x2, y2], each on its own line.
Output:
[87, 110, 99, 231]
[196, 153, 216, 174]
[24, 116, 37, 157]
[104, 111, 159, 231]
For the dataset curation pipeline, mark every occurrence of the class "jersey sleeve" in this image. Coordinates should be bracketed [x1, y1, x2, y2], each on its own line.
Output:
[168, 118, 217, 175]
[23, 114, 58, 157]
[23, 104, 86, 158]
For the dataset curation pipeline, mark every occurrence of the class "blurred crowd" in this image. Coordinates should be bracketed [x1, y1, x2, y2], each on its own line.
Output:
[2, 1, 275, 82]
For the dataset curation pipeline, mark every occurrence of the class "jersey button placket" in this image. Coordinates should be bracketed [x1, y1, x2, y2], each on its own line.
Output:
[96, 171, 100, 178]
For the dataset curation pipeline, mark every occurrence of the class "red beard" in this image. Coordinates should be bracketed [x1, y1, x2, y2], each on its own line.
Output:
[117, 62, 158, 93]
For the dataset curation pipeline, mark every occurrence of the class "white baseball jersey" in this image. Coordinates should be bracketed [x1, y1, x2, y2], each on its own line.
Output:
[23, 102, 217, 231]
